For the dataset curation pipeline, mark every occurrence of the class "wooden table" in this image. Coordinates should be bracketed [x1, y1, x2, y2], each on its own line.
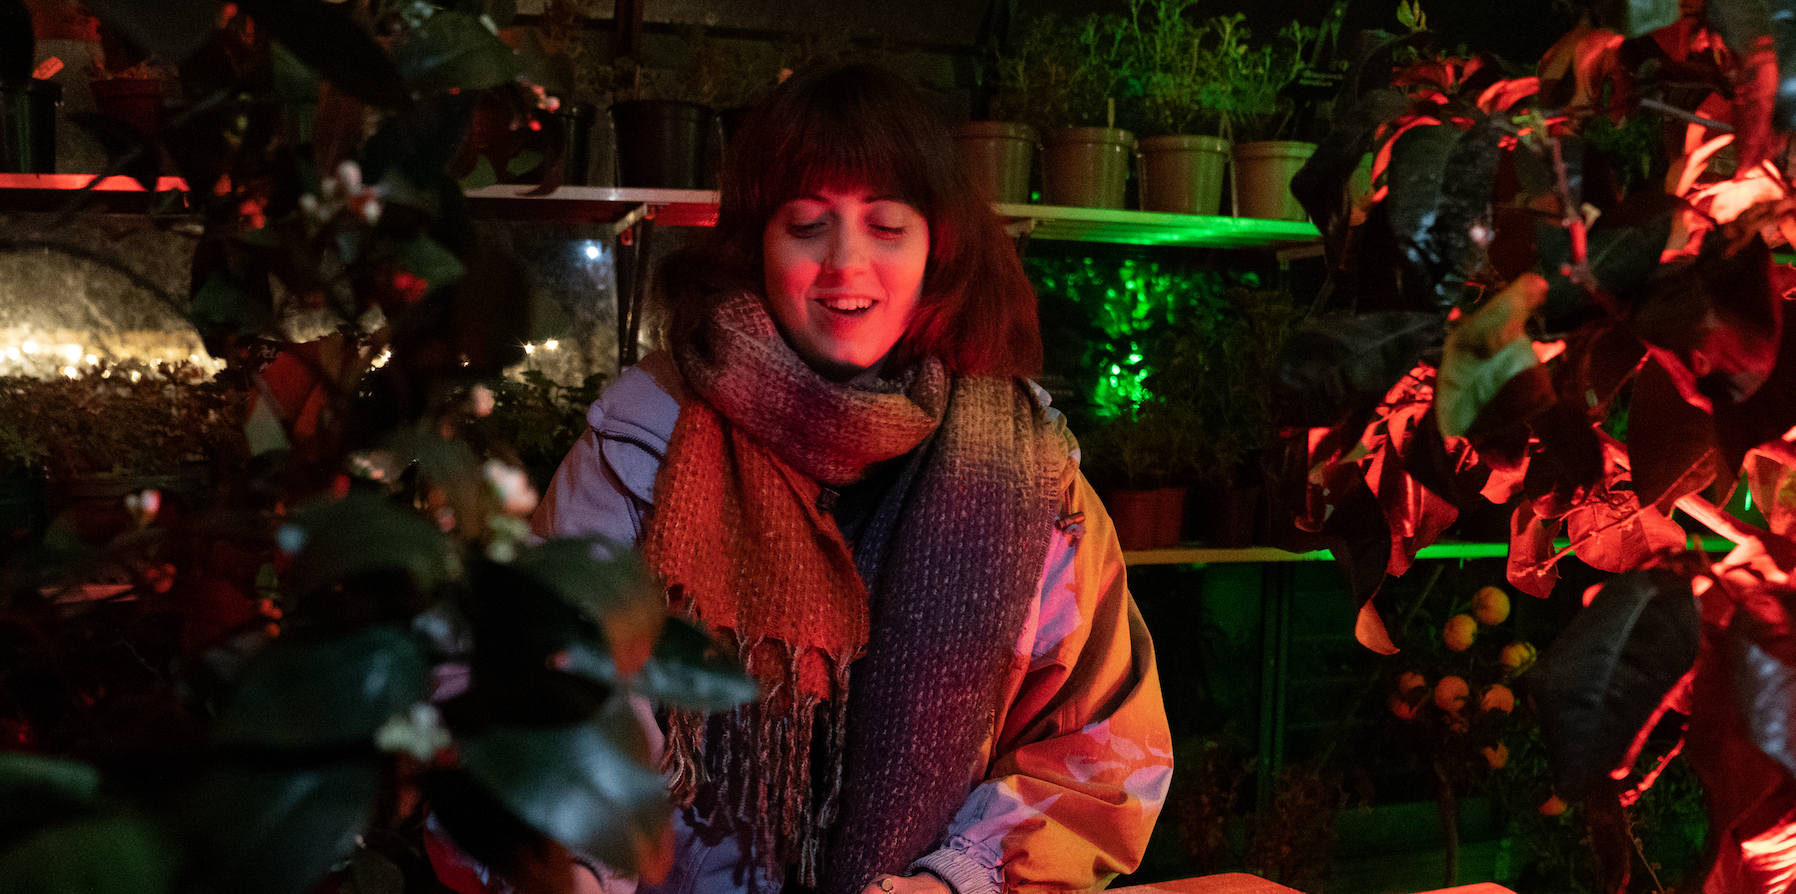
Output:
[1109, 875, 1518, 894]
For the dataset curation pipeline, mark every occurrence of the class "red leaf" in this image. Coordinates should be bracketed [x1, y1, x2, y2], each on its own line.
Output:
[1746, 452, 1796, 538]
[1509, 500, 1564, 598]
[1713, 292, 1796, 475]
[1628, 357, 1721, 510]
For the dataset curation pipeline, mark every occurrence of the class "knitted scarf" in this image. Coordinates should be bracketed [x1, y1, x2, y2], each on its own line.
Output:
[640, 292, 1063, 893]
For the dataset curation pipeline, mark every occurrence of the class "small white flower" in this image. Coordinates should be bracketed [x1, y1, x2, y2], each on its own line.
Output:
[484, 460, 539, 517]
[470, 384, 495, 417]
[374, 703, 451, 761]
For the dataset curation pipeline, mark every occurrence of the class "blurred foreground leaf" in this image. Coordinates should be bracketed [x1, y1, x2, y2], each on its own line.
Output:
[215, 625, 432, 750]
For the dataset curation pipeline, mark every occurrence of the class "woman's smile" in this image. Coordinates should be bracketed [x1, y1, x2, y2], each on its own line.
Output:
[762, 186, 930, 381]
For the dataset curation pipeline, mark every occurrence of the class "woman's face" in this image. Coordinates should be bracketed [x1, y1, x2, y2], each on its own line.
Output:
[762, 186, 930, 382]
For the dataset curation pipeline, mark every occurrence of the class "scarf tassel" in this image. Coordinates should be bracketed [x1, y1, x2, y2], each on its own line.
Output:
[658, 638, 854, 890]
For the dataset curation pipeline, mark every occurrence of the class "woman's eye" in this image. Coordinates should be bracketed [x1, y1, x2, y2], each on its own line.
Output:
[870, 223, 908, 238]
[786, 221, 826, 238]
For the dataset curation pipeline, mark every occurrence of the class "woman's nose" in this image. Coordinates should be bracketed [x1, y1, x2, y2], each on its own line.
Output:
[823, 226, 868, 271]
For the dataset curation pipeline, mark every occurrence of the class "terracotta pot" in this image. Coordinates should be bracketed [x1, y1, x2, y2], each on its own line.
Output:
[1104, 485, 1187, 551]
[1192, 485, 1262, 547]
[954, 121, 1037, 205]
[1138, 134, 1228, 215]
[1231, 140, 1316, 221]
[1041, 126, 1134, 209]
[89, 77, 165, 137]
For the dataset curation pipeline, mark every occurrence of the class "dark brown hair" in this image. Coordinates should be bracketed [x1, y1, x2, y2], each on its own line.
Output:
[652, 64, 1042, 377]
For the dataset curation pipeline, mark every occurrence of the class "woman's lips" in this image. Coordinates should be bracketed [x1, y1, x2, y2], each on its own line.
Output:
[817, 294, 874, 312]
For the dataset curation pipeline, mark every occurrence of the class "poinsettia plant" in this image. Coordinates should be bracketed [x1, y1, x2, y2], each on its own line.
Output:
[1274, 0, 1796, 888]
[0, 2, 752, 893]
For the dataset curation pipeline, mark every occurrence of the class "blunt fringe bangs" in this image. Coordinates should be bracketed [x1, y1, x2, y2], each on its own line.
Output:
[655, 64, 1042, 378]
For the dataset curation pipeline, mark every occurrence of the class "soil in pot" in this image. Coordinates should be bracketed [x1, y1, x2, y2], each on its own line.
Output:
[1104, 485, 1186, 551]
[1232, 140, 1316, 221]
[954, 121, 1036, 205]
[1041, 127, 1134, 209]
[1138, 135, 1228, 215]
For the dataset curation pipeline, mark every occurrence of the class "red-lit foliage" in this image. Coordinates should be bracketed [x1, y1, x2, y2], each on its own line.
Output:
[1277, 0, 1796, 888]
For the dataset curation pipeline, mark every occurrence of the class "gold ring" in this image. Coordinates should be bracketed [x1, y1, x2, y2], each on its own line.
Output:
[878, 879, 895, 893]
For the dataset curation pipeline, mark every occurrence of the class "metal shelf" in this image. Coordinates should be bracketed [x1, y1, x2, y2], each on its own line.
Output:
[994, 202, 1320, 248]
[1122, 535, 1740, 566]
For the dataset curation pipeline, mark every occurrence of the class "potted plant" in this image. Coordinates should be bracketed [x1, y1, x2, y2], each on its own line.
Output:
[1120, 0, 1232, 215]
[608, 25, 743, 190]
[1146, 284, 1298, 546]
[1082, 402, 1198, 551]
[994, 13, 1134, 209]
[1215, 17, 1322, 220]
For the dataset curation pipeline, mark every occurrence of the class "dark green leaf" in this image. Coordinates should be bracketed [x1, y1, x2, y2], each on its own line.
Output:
[285, 492, 455, 599]
[1532, 567, 1701, 801]
[636, 619, 758, 712]
[338, 846, 406, 894]
[215, 626, 432, 751]
[271, 42, 320, 104]
[191, 271, 273, 337]
[1292, 88, 1409, 273]
[511, 538, 657, 621]
[0, 754, 99, 846]
[362, 93, 479, 189]
[458, 709, 671, 874]
[0, 812, 182, 894]
[1424, 118, 1506, 300]
[1383, 123, 1462, 305]
[186, 759, 382, 894]
[1540, 192, 1676, 332]
[1271, 310, 1446, 429]
[237, 0, 408, 107]
[85, 0, 219, 63]
[395, 235, 467, 296]
[394, 11, 522, 94]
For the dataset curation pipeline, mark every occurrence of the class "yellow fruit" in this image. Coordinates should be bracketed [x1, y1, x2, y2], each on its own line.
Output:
[1500, 641, 1539, 674]
[1434, 675, 1470, 712]
[1473, 586, 1511, 625]
[1539, 795, 1568, 816]
[1481, 683, 1516, 714]
[1443, 614, 1478, 651]
[1397, 671, 1427, 695]
[1389, 692, 1420, 720]
[1482, 743, 1509, 769]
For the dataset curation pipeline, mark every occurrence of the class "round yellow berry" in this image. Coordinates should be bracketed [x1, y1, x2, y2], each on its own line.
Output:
[1539, 795, 1567, 816]
[1500, 641, 1538, 675]
[1389, 692, 1420, 720]
[1434, 675, 1470, 712]
[1443, 614, 1478, 651]
[1481, 683, 1515, 714]
[1482, 742, 1509, 769]
[1473, 586, 1511, 625]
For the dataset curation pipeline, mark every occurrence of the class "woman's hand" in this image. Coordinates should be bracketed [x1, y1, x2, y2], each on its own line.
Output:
[860, 871, 952, 894]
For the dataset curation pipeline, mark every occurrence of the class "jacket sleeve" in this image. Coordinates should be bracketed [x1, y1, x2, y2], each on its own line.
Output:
[530, 355, 682, 555]
[910, 468, 1173, 894]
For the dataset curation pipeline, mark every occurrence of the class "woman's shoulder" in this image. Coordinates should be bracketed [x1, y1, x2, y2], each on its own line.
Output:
[588, 350, 685, 445]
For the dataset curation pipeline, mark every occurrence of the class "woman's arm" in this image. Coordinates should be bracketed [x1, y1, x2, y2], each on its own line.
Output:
[909, 470, 1173, 894]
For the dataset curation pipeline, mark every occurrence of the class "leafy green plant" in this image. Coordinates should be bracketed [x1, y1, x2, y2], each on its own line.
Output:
[0, 3, 754, 893]
[1215, 16, 1320, 143]
[994, 12, 1131, 131]
[1120, 0, 1237, 138]
[469, 370, 608, 487]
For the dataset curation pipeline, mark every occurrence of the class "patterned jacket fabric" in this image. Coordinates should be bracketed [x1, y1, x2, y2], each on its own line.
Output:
[530, 352, 1173, 894]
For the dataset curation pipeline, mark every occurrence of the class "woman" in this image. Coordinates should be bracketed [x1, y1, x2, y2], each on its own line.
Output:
[533, 64, 1170, 894]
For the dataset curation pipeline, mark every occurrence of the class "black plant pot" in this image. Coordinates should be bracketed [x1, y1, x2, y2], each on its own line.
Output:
[609, 100, 715, 189]
[0, 79, 59, 173]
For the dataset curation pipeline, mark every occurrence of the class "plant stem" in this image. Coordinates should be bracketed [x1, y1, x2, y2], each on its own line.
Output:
[1435, 759, 1459, 888]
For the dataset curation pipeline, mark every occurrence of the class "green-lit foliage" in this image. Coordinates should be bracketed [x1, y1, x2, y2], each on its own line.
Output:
[1029, 252, 1246, 421]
